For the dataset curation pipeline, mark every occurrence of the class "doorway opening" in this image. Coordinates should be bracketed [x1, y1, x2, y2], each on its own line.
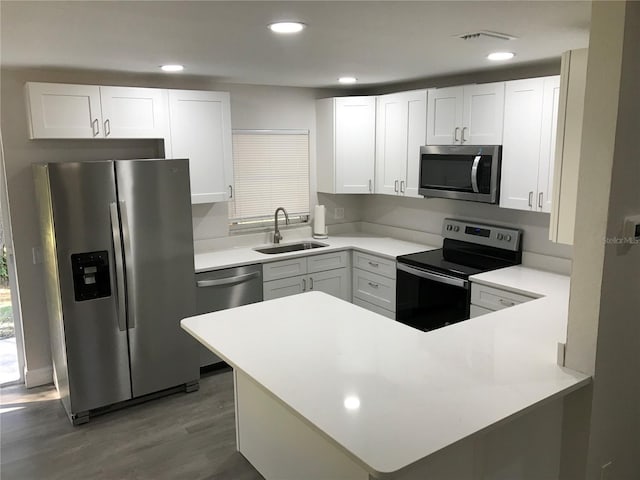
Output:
[0, 232, 19, 385]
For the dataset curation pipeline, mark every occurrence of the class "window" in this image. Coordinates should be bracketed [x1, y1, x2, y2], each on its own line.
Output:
[228, 130, 310, 229]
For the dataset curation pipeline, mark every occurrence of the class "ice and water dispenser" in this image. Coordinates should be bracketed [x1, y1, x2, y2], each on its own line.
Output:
[71, 251, 111, 301]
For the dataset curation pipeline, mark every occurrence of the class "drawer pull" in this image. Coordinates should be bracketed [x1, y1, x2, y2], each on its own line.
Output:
[499, 298, 515, 307]
[368, 261, 379, 268]
[368, 281, 379, 289]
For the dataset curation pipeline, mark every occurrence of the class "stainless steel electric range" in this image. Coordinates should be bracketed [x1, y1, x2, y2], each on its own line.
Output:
[396, 218, 523, 332]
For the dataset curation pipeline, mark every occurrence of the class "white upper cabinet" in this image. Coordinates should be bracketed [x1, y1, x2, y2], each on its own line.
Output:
[500, 76, 560, 213]
[426, 86, 463, 145]
[167, 90, 233, 204]
[317, 97, 376, 194]
[99, 86, 167, 139]
[375, 90, 427, 197]
[25, 82, 102, 139]
[25, 82, 166, 139]
[427, 83, 504, 145]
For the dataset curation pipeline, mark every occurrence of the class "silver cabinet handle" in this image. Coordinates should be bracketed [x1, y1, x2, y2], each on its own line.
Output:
[196, 271, 260, 288]
[499, 298, 516, 307]
[368, 179, 373, 193]
[228, 185, 233, 198]
[109, 202, 127, 332]
[394, 180, 399, 192]
[454, 127, 460, 143]
[528, 191, 534, 207]
[92, 118, 100, 137]
[104, 119, 111, 137]
[538, 192, 543, 209]
[471, 155, 481, 193]
[461, 126, 468, 143]
[368, 281, 379, 289]
[309, 277, 314, 290]
[400, 180, 405, 193]
[368, 261, 379, 268]
[302, 278, 306, 291]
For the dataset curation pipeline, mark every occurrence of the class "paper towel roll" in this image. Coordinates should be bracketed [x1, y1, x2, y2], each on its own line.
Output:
[313, 205, 328, 238]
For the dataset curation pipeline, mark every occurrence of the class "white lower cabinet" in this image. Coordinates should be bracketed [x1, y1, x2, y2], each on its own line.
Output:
[263, 251, 351, 302]
[470, 282, 536, 315]
[351, 251, 396, 318]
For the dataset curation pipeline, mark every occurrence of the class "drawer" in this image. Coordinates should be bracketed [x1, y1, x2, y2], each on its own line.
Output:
[471, 283, 536, 311]
[352, 251, 396, 279]
[263, 258, 307, 282]
[352, 268, 396, 311]
[263, 275, 306, 300]
[352, 297, 395, 320]
[307, 250, 349, 274]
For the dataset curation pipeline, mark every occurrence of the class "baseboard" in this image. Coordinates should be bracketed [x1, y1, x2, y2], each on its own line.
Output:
[24, 365, 53, 388]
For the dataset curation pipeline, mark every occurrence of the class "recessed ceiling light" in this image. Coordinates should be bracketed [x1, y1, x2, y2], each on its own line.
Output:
[160, 64, 184, 72]
[487, 52, 515, 61]
[338, 77, 357, 85]
[268, 22, 305, 34]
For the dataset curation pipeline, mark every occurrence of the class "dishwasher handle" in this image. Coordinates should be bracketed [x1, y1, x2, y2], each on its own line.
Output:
[197, 271, 260, 288]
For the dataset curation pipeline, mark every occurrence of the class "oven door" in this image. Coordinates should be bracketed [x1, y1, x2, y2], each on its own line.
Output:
[396, 263, 470, 332]
[418, 145, 501, 203]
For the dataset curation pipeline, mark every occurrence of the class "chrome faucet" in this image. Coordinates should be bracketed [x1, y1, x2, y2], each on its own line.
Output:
[273, 207, 290, 244]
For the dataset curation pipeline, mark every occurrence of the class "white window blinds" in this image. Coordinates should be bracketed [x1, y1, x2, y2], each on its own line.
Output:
[228, 130, 310, 225]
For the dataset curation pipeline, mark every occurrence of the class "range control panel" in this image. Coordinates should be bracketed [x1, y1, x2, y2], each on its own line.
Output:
[442, 218, 523, 252]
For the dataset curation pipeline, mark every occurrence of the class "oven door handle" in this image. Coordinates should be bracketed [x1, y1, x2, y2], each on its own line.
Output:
[397, 263, 469, 289]
[471, 155, 481, 193]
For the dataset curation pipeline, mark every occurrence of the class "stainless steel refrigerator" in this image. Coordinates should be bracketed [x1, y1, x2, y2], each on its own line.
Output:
[33, 158, 199, 425]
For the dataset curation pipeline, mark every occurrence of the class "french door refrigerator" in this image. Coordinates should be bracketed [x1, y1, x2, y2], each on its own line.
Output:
[33, 158, 199, 425]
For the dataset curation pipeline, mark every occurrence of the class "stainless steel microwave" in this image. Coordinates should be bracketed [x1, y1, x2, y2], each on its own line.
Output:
[418, 145, 502, 204]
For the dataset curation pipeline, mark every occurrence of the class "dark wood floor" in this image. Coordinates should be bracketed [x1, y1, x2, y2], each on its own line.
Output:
[0, 369, 264, 480]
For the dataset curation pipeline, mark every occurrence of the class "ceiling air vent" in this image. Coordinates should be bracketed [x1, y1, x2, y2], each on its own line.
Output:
[456, 31, 518, 41]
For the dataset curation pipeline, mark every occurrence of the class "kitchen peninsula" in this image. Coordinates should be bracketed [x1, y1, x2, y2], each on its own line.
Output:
[182, 283, 590, 479]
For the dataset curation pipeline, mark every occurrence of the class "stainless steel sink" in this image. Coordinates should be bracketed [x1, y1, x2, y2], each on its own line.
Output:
[254, 241, 328, 255]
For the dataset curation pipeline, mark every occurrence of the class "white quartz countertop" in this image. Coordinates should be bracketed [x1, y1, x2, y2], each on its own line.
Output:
[470, 265, 571, 299]
[194, 234, 434, 272]
[182, 287, 590, 477]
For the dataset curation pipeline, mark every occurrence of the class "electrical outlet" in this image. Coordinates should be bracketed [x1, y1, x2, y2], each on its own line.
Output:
[334, 207, 344, 220]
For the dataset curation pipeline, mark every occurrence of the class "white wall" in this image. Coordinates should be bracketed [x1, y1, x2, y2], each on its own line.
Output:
[0, 67, 339, 383]
[563, 1, 640, 478]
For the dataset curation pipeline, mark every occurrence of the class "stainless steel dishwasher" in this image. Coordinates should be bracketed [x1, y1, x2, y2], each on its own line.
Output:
[195, 263, 263, 367]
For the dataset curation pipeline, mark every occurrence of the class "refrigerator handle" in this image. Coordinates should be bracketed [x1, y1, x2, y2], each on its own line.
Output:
[119, 201, 136, 330]
[109, 202, 127, 332]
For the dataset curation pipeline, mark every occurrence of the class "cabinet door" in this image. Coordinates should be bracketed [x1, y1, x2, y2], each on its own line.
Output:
[168, 90, 233, 203]
[99, 86, 166, 139]
[426, 86, 463, 145]
[404, 90, 427, 197]
[335, 97, 376, 193]
[500, 79, 544, 211]
[537, 77, 561, 213]
[25, 82, 102, 139]
[307, 250, 349, 274]
[309, 268, 350, 302]
[263, 275, 306, 301]
[375, 93, 408, 195]
[462, 82, 505, 145]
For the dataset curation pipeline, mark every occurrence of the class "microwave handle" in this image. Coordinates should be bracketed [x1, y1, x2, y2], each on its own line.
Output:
[471, 155, 481, 193]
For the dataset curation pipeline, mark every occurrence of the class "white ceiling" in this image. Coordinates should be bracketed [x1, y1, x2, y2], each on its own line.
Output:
[1, 1, 591, 88]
